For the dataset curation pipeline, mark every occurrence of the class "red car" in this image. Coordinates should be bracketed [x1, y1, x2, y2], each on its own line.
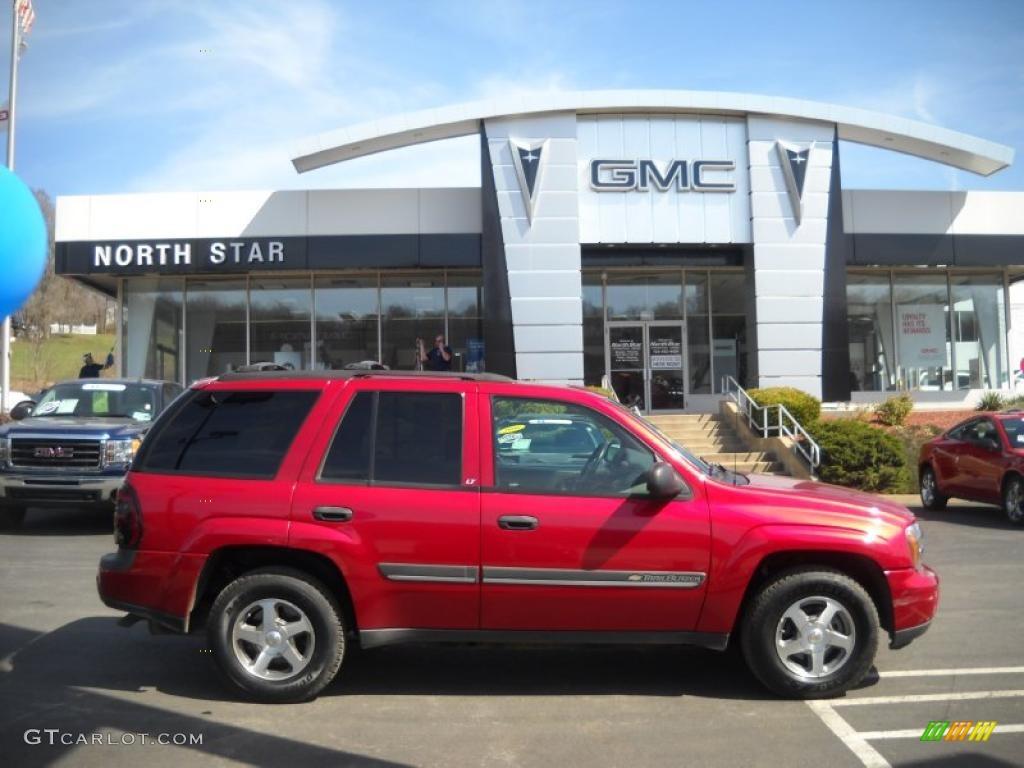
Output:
[98, 371, 938, 702]
[919, 411, 1024, 525]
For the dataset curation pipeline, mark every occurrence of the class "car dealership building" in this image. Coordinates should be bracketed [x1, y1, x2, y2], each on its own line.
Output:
[54, 90, 1023, 413]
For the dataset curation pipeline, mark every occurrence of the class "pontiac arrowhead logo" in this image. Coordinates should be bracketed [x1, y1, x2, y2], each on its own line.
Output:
[509, 138, 547, 222]
[776, 141, 812, 224]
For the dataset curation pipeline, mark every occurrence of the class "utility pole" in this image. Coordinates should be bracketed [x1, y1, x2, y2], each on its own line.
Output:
[2, 0, 25, 413]
[0, 3, 19, 417]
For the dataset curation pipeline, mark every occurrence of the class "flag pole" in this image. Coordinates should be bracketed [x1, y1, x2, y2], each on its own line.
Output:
[1, 0, 19, 413]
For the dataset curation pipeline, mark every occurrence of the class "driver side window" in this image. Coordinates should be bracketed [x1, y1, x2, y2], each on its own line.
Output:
[490, 396, 655, 497]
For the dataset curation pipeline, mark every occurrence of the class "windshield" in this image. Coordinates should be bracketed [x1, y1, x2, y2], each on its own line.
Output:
[610, 401, 712, 474]
[32, 382, 157, 421]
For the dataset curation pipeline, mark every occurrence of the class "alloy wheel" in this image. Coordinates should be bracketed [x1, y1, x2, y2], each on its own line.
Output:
[920, 470, 936, 507]
[1005, 480, 1024, 524]
[774, 595, 857, 679]
[231, 598, 316, 681]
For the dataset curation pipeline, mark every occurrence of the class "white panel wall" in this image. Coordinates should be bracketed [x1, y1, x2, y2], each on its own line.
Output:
[55, 188, 482, 241]
[485, 113, 584, 384]
[843, 190, 1024, 235]
[577, 114, 751, 244]
[748, 116, 836, 399]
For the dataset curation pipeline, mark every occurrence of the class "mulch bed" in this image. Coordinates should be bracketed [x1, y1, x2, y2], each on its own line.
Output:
[822, 409, 978, 432]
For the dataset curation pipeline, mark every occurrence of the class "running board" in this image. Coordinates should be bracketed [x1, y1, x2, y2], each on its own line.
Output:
[359, 628, 729, 651]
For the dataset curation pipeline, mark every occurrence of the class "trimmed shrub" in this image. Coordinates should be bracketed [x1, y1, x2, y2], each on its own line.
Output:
[890, 424, 943, 493]
[976, 391, 1006, 412]
[808, 420, 906, 493]
[874, 393, 914, 426]
[747, 386, 821, 431]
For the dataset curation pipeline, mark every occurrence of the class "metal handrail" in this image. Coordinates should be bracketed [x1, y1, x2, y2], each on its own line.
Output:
[720, 375, 821, 473]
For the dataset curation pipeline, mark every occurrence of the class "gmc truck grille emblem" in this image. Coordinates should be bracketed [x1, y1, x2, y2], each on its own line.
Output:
[34, 446, 71, 458]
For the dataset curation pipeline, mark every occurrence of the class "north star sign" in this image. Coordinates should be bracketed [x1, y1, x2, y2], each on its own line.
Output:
[589, 159, 736, 192]
[92, 240, 286, 269]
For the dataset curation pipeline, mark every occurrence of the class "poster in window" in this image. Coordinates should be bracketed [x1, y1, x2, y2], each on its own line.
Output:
[897, 304, 946, 367]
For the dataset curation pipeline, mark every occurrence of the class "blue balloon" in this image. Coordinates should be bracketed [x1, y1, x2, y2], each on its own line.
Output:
[0, 166, 47, 318]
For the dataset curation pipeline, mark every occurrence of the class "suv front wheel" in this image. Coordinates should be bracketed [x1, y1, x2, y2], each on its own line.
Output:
[208, 567, 346, 703]
[741, 569, 879, 699]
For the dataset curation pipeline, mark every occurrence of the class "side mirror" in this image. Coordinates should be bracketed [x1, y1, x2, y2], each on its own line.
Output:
[10, 400, 35, 420]
[646, 462, 687, 499]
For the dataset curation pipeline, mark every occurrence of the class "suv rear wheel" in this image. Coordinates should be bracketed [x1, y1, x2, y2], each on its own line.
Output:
[741, 569, 879, 699]
[208, 567, 346, 703]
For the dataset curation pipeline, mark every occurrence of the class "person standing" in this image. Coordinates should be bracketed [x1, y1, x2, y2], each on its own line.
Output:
[418, 333, 453, 371]
[78, 350, 114, 378]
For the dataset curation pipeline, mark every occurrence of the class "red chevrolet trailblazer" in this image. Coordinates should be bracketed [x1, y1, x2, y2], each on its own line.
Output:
[97, 370, 938, 702]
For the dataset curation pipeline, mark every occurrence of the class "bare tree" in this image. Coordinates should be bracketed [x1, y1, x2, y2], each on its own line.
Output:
[15, 191, 116, 389]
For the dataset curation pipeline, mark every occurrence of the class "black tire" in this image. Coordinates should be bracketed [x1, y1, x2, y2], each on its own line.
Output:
[0, 505, 26, 530]
[919, 465, 948, 511]
[741, 568, 879, 699]
[1001, 475, 1024, 526]
[207, 567, 346, 703]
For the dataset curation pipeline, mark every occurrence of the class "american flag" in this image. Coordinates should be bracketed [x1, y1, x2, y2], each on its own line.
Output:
[16, 0, 35, 37]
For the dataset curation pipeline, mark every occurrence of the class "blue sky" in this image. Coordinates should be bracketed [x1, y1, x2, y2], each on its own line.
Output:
[4, 0, 1023, 197]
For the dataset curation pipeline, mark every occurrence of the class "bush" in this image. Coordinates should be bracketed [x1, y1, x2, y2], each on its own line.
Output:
[976, 391, 1006, 412]
[874, 393, 914, 426]
[808, 420, 906, 492]
[747, 387, 821, 431]
[889, 424, 943, 493]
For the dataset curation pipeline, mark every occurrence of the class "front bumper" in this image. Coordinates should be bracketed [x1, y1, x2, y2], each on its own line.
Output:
[0, 471, 124, 507]
[885, 564, 939, 648]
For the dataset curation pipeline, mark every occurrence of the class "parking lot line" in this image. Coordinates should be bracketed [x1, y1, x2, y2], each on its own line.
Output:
[807, 667, 1024, 768]
[805, 700, 892, 768]
[879, 666, 1024, 678]
[858, 724, 1024, 740]
[830, 689, 1024, 707]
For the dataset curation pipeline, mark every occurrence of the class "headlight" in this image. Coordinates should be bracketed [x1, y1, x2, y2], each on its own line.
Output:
[905, 522, 923, 570]
[104, 438, 141, 467]
[0, 436, 8, 464]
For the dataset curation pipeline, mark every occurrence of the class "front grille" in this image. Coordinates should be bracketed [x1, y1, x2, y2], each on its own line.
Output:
[10, 439, 102, 469]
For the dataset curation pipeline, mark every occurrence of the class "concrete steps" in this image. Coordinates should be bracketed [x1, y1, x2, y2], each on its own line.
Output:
[647, 413, 789, 476]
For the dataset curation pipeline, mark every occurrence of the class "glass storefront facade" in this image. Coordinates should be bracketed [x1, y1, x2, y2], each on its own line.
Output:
[123, 271, 484, 384]
[846, 269, 1009, 392]
[582, 269, 748, 401]
[120, 265, 1012, 401]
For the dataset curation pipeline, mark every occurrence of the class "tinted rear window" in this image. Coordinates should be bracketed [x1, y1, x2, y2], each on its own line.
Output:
[320, 390, 463, 487]
[136, 389, 319, 479]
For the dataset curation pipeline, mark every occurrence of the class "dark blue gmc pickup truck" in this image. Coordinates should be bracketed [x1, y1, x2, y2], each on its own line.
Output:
[0, 378, 183, 528]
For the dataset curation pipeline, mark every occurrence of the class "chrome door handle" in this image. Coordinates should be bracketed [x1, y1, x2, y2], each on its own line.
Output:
[313, 506, 353, 523]
[498, 515, 539, 531]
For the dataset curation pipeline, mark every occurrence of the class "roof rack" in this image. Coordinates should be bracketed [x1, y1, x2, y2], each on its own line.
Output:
[216, 369, 514, 383]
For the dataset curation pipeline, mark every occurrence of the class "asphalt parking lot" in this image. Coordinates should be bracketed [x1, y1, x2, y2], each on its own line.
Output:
[0, 497, 1022, 768]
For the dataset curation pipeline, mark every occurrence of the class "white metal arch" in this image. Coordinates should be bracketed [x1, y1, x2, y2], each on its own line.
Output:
[290, 89, 1013, 176]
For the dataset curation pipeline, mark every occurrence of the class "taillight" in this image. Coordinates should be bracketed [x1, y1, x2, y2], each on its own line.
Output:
[114, 484, 143, 549]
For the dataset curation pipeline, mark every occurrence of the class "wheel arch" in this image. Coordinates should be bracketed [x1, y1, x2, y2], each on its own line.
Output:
[1000, 469, 1023, 495]
[734, 550, 893, 637]
[189, 545, 357, 636]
